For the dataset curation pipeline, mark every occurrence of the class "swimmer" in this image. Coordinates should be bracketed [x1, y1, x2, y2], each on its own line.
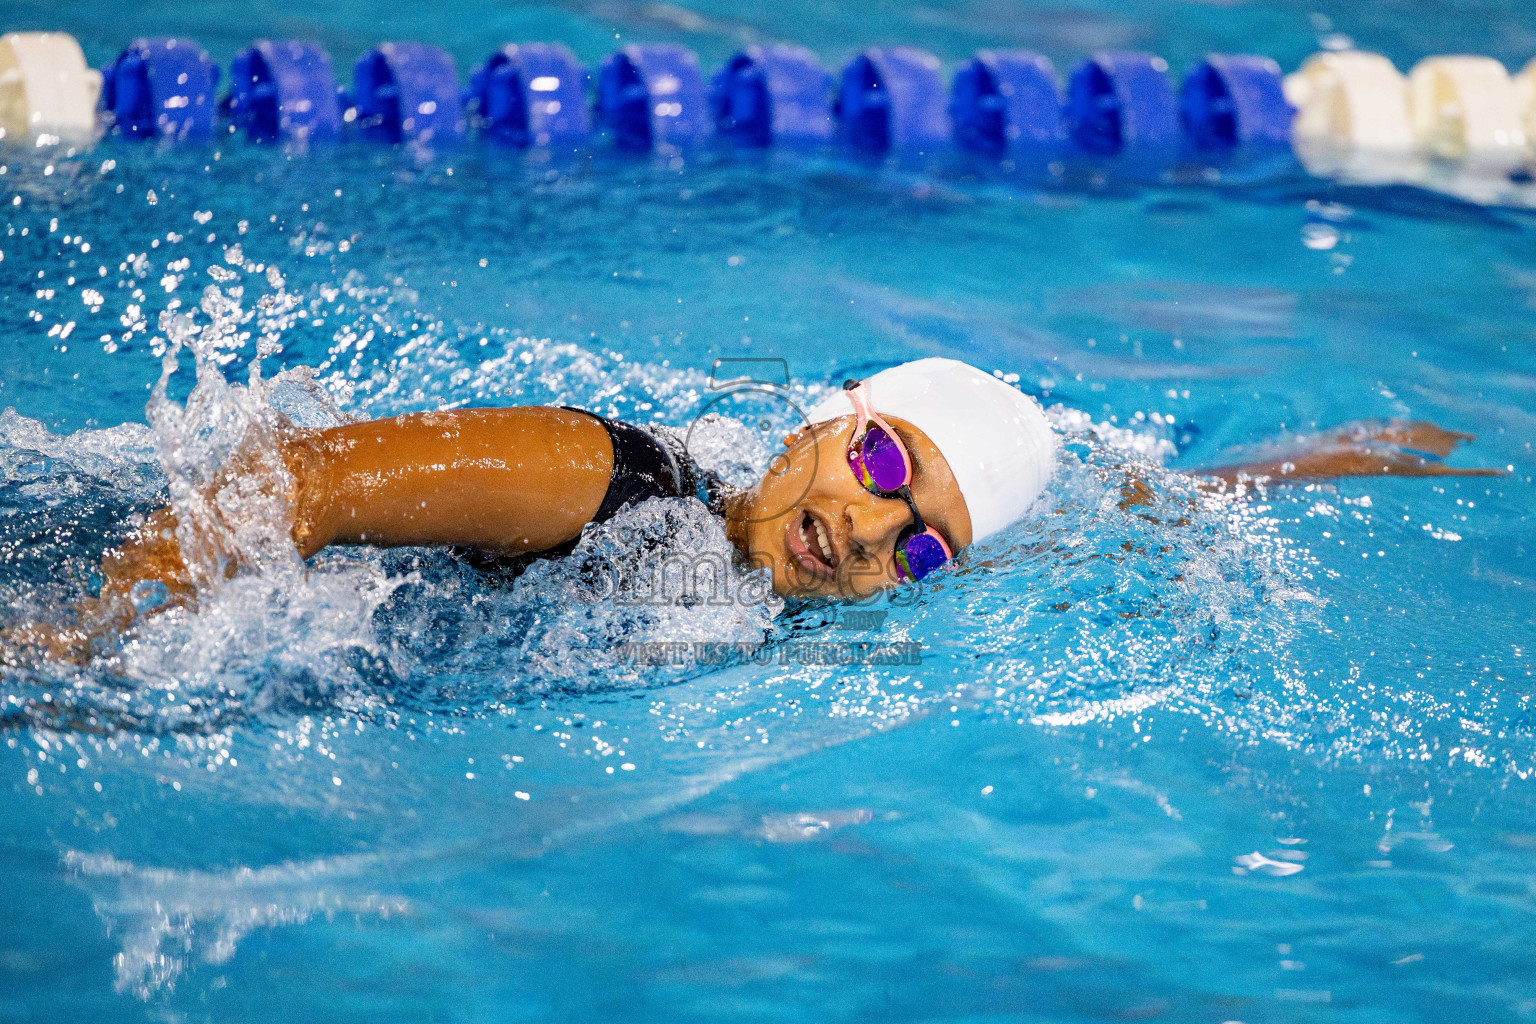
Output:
[10, 357, 1502, 660]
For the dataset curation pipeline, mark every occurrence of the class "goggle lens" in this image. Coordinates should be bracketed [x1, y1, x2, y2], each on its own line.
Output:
[859, 423, 909, 494]
[895, 531, 949, 582]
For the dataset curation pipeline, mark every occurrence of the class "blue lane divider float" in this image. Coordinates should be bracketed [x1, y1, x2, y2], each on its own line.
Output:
[101, 37, 220, 141]
[598, 44, 708, 152]
[950, 50, 1063, 156]
[467, 43, 588, 147]
[709, 44, 834, 147]
[224, 40, 341, 143]
[351, 42, 463, 145]
[838, 47, 949, 154]
[49, 27, 1536, 186]
[1066, 51, 1179, 155]
[1180, 54, 1292, 152]
[73, 26, 1536, 193]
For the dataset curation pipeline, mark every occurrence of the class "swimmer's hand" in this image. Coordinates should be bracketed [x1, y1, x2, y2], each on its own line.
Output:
[91, 507, 200, 620]
[1, 507, 198, 667]
[1197, 419, 1505, 486]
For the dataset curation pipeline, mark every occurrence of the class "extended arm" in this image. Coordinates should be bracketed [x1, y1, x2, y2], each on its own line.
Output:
[1111, 418, 1502, 518]
[9, 406, 616, 659]
[288, 406, 613, 556]
[1197, 419, 1503, 486]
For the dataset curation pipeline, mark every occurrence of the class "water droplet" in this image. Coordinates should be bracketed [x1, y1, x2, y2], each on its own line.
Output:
[129, 579, 170, 614]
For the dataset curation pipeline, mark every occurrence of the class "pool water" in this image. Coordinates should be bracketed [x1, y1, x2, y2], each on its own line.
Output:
[4, 1, 1536, 1021]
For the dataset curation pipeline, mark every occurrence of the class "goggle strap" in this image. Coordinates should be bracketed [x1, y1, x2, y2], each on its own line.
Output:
[897, 485, 928, 534]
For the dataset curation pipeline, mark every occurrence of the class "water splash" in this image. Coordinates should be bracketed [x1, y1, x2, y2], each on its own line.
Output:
[371, 496, 782, 697]
[147, 296, 305, 592]
[1, 255, 786, 736]
[949, 402, 1325, 749]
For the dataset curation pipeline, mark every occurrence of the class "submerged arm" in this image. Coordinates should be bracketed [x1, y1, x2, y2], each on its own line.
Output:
[1196, 419, 1504, 486]
[1113, 418, 1503, 521]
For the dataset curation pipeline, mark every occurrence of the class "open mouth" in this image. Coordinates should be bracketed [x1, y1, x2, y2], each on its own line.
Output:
[786, 508, 838, 578]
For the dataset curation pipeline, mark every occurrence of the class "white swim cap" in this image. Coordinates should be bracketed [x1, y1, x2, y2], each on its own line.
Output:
[804, 357, 1056, 544]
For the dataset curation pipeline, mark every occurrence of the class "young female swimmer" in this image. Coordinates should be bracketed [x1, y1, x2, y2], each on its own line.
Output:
[51, 357, 1500, 650]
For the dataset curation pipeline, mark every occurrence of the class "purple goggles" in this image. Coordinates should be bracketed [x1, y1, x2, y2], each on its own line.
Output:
[842, 379, 953, 582]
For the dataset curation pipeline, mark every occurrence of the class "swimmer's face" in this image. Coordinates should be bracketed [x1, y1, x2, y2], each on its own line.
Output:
[728, 414, 974, 600]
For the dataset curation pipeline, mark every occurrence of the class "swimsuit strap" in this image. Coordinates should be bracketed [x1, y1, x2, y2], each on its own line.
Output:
[562, 408, 694, 523]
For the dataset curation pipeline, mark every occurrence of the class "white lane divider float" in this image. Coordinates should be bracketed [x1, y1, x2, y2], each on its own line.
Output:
[1283, 50, 1413, 183]
[1408, 55, 1526, 170]
[1516, 58, 1536, 165]
[0, 31, 100, 141]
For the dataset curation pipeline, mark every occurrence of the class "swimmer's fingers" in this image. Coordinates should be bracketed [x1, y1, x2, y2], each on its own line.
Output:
[1298, 445, 1504, 479]
[1117, 475, 1157, 509]
[1321, 419, 1476, 457]
[1, 621, 95, 667]
[1361, 462, 1506, 478]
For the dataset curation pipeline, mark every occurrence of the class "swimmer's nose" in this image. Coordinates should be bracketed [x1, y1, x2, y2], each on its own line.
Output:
[845, 493, 912, 554]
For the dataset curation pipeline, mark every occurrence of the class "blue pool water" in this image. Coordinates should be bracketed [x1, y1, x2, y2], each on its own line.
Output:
[4, 1, 1536, 1021]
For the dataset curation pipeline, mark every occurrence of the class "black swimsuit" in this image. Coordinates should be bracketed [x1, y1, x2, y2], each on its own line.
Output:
[573, 409, 704, 524]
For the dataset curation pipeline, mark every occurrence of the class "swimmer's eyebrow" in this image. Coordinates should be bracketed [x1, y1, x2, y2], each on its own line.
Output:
[889, 423, 924, 476]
